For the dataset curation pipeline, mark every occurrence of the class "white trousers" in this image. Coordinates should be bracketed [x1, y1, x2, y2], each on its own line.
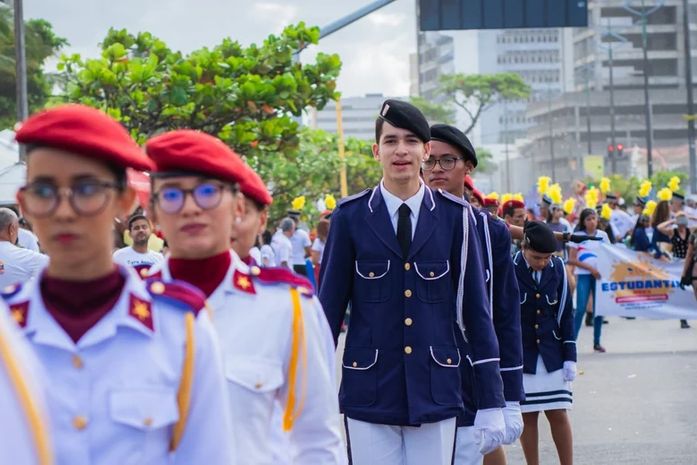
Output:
[345, 417, 456, 465]
[453, 426, 484, 465]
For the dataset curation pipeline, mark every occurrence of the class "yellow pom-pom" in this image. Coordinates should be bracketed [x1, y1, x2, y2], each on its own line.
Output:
[638, 180, 652, 198]
[324, 194, 336, 210]
[599, 177, 612, 194]
[501, 193, 513, 204]
[656, 187, 673, 202]
[291, 196, 306, 211]
[562, 198, 576, 215]
[667, 176, 681, 193]
[486, 192, 500, 201]
[512, 193, 525, 202]
[585, 188, 599, 209]
[537, 176, 551, 195]
[601, 203, 612, 221]
[546, 183, 563, 205]
[643, 200, 657, 217]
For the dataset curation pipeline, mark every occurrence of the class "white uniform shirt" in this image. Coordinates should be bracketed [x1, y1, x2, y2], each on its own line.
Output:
[18, 228, 40, 252]
[260, 244, 276, 267]
[151, 251, 345, 464]
[311, 238, 326, 264]
[0, 241, 49, 289]
[380, 179, 424, 238]
[609, 208, 634, 240]
[0, 301, 53, 465]
[113, 246, 164, 276]
[290, 229, 312, 266]
[2, 266, 234, 465]
[271, 231, 293, 268]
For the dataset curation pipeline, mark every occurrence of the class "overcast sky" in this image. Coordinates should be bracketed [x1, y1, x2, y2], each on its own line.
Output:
[23, 0, 451, 98]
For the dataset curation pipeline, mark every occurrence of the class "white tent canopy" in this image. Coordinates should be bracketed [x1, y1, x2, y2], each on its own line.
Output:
[0, 130, 20, 170]
[0, 162, 26, 205]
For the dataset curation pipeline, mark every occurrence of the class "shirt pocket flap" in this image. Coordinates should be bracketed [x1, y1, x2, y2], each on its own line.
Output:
[355, 260, 390, 279]
[414, 261, 450, 280]
[429, 346, 461, 368]
[110, 388, 179, 430]
[225, 357, 284, 393]
[342, 348, 379, 370]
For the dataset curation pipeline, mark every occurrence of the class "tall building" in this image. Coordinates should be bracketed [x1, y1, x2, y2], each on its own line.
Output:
[478, 28, 574, 145]
[414, 31, 455, 101]
[524, 0, 697, 184]
[311, 94, 404, 142]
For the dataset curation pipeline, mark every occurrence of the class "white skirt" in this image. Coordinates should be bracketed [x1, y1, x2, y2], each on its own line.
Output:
[520, 355, 573, 413]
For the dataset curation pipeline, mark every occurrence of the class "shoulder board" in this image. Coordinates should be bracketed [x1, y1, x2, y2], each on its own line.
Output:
[436, 188, 467, 207]
[337, 189, 371, 208]
[248, 266, 314, 297]
[1, 283, 23, 301]
[144, 278, 206, 316]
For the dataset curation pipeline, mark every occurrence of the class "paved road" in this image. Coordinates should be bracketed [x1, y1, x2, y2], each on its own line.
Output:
[336, 317, 697, 464]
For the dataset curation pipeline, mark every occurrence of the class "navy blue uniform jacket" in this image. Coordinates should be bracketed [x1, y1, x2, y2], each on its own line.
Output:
[319, 185, 504, 426]
[513, 253, 577, 374]
[457, 209, 524, 426]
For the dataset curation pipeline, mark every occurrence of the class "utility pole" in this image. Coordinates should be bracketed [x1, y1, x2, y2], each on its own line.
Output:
[601, 20, 629, 175]
[12, 0, 28, 161]
[683, 0, 697, 193]
[624, 0, 664, 178]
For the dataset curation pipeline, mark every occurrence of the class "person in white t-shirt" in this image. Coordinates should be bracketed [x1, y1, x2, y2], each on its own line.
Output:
[0, 208, 49, 289]
[270, 217, 294, 269]
[287, 212, 312, 276]
[17, 225, 40, 252]
[567, 208, 611, 353]
[112, 214, 164, 277]
[606, 194, 634, 241]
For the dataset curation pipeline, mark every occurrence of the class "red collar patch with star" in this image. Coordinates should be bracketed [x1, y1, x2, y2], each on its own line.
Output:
[9, 301, 29, 328]
[128, 295, 154, 331]
[233, 269, 256, 294]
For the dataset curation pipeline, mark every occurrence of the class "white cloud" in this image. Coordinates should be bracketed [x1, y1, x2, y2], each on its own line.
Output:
[252, 2, 298, 33]
[367, 12, 406, 28]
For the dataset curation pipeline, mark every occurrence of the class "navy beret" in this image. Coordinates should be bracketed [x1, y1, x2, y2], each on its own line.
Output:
[429, 124, 478, 167]
[378, 99, 430, 143]
[523, 221, 557, 254]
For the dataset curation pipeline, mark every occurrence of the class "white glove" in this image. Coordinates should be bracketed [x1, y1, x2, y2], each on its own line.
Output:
[473, 407, 505, 455]
[501, 401, 523, 444]
[563, 361, 577, 382]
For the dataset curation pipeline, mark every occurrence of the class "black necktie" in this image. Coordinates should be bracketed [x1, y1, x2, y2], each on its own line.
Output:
[397, 203, 412, 258]
[529, 266, 538, 284]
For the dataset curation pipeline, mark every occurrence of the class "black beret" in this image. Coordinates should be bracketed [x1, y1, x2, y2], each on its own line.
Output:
[429, 124, 478, 167]
[672, 192, 685, 200]
[378, 99, 430, 143]
[540, 195, 552, 206]
[634, 196, 647, 206]
[523, 221, 557, 254]
[605, 193, 618, 201]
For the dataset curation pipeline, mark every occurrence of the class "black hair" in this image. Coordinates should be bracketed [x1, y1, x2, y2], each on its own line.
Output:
[127, 214, 150, 230]
[375, 118, 385, 143]
[574, 208, 597, 232]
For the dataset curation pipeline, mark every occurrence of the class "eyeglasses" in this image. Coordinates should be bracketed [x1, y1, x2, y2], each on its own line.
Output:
[19, 181, 120, 218]
[422, 157, 463, 171]
[153, 182, 231, 214]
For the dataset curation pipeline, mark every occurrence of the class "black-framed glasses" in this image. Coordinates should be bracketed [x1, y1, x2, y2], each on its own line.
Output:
[153, 182, 231, 214]
[422, 156, 463, 171]
[19, 181, 120, 218]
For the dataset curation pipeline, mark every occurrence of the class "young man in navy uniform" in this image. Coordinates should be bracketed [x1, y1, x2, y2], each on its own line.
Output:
[425, 124, 524, 465]
[514, 221, 576, 465]
[319, 100, 505, 464]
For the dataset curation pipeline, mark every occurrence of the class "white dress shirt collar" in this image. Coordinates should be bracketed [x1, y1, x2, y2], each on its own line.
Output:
[380, 179, 424, 238]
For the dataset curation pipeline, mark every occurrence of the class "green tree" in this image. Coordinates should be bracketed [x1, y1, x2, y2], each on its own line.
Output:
[56, 23, 341, 155]
[473, 146, 496, 174]
[409, 96, 455, 125]
[0, 9, 67, 128]
[438, 72, 531, 135]
[650, 170, 688, 194]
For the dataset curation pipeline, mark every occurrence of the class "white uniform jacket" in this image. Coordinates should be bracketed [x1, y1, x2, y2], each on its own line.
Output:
[1, 265, 234, 465]
[0, 300, 53, 465]
[151, 251, 345, 465]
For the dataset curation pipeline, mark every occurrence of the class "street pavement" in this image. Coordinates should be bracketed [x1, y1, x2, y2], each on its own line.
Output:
[336, 316, 697, 464]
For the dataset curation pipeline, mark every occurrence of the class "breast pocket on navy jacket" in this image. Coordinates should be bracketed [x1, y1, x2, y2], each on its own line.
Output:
[414, 261, 450, 303]
[429, 346, 461, 406]
[341, 348, 379, 407]
[354, 260, 391, 303]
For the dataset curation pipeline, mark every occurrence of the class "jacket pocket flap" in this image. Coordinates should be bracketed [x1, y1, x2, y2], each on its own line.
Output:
[520, 292, 528, 304]
[343, 348, 379, 370]
[110, 388, 179, 429]
[225, 357, 284, 393]
[355, 260, 390, 279]
[429, 346, 461, 368]
[414, 261, 450, 280]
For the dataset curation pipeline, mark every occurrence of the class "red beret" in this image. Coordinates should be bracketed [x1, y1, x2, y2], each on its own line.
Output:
[471, 189, 484, 205]
[15, 104, 153, 171]
[145, 130, 246, 185]
[240, 165, 272, 206]
[501, 199, 525, 211]
[464, 175, 475, 190]
[483, 197, 499, 207]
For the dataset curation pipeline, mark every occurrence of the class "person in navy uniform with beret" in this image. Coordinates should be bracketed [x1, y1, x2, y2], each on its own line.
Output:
[425, 124, 524, 465]
[514, 221, 576, 465]
[319, 100, 505, 465]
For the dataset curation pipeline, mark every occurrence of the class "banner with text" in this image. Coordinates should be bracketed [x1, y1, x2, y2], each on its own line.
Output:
[595, 244, 696, 319]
